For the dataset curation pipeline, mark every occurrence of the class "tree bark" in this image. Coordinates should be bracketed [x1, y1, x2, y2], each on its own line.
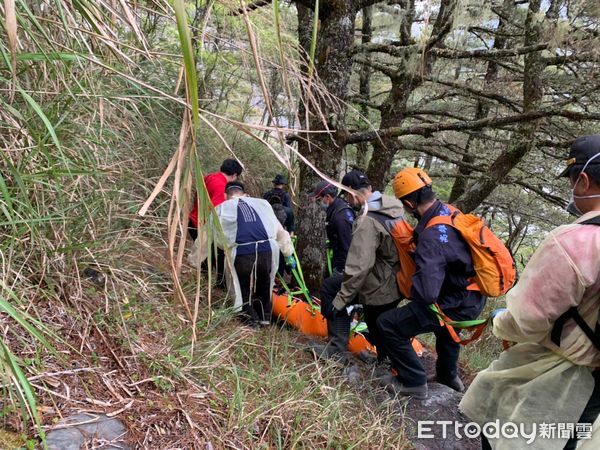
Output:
[365, 0, 416, 191]
[356, 5, 373, 169]
[294, 1, 362, 290]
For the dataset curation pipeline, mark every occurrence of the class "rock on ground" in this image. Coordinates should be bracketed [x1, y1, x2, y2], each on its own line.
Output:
[401, 382, 480, 450]
[46, 413, 129, 450]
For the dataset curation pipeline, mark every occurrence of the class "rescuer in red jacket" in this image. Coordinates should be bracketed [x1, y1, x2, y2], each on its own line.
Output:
[189, 159, 244, 239]
[189, 159, 243, 286]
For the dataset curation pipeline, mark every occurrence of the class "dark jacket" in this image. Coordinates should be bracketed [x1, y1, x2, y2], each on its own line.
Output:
[333, 193, 403, 309]
[411, 200, 485, 310]
[325, 197, 355, 272]
[263, 188, 292, 208]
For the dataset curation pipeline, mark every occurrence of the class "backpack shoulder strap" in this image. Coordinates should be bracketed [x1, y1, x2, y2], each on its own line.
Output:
[581, 216, 600, 226]
[551, 216, 600, 350]
[367, 210, 396, 232]
[551, 306, 600, 351]
[426, 210, 460, 229]
[332, 204, 355, 221]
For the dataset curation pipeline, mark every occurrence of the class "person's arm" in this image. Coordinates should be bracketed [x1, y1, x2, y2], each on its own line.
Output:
[410, 228, 447, 304]
[493, 233, 583, 343]
[334, 209, 354, 261]
[275, 220, 294, 257]
[332, 217, 380, 310]
[283, 193, 292, 208]
[285, 207, 295, 233]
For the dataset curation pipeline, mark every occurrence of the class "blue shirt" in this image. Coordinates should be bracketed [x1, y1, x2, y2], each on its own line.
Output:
[235, 199, 272, 255]
[325, 197, 355, 272]
[411, 201, 484, 310]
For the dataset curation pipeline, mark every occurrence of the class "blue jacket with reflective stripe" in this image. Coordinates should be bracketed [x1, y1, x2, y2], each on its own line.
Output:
[411, 201, 484, 310]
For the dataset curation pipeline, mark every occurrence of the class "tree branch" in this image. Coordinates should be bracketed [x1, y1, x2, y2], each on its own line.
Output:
[425, 77, 521, 111]
[343, 108, 600, 144]
[353, 55, 399, 78]
[355, 42, 550, 59]
[229, 0, 271, 16]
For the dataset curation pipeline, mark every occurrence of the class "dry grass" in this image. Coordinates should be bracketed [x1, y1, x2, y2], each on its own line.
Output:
[1, 232, 410, 449]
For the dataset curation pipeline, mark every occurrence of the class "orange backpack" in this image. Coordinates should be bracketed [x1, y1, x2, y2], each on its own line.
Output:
[371, 205, 516, 298]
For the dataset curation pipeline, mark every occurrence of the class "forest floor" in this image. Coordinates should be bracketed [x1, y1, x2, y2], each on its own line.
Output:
[2, 237, 484, 449]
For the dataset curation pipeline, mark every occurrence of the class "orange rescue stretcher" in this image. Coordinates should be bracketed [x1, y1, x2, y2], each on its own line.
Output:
[272, 292, 424, 357]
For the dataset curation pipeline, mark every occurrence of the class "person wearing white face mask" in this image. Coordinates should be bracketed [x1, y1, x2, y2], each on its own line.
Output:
[307, 180, 356, 359]
[563, 136, 600, 218]
[460, 134, 600, 450]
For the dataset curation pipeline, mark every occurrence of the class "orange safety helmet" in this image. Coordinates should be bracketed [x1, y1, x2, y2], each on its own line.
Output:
[392, 167, 433, 199]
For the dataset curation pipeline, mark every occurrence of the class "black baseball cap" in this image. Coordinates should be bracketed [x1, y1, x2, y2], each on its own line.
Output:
[308, 180, 337, 199]
[272, 174, 287, 185]
[559, 134, 600, 177]
[341, 170, 371, 189]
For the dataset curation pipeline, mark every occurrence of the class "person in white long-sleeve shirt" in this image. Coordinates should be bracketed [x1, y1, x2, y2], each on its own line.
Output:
[216, 181, 295, 327]
[460, 134, 600, 450]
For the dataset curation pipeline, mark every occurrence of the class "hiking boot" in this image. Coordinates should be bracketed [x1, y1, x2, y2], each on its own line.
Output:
[307, 341, 349, 362]
[427, 374, 465, 393]
[307, 316, 351, 361]
[384, 376, 428, 399]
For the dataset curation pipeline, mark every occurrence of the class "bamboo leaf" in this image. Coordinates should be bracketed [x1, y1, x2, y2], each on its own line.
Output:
[0, 340, 46, 443]
[173, 0, 199, 128]
[308, 0, 319, 79]
[0, 285, 56, 352]
[15, 52, 80, 62]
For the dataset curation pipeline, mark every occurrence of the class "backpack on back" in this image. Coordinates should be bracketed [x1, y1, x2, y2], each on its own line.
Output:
[428, 206, 516, 298]
[367, 212, 415, 299]
[370, 204, 516, 299]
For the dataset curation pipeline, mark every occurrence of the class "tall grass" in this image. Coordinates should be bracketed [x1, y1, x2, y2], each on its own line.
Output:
[0, 0, 185, 438]
[0, 0, 363, 445]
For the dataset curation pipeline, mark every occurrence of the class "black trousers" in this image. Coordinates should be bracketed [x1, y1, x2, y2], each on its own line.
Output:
[189, 220, 226, 285]
[319, 271, 345, 321]
[188, 219, 198, 240]
[319, 271, 399, 359]
[234, 251, 272, 322]
[377, 301, 482, 387]
[363, 300, 400, 361]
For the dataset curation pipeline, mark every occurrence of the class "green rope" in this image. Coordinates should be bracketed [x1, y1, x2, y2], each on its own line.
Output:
[428, 304, 488, 328]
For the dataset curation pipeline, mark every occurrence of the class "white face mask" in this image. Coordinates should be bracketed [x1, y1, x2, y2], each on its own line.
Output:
[567, 152, 600, 217]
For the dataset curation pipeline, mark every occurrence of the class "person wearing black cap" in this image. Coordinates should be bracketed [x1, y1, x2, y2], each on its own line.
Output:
[263, 174, 292, 209]
[264, 174, 295, 236]
[326, 169, 405, 363]
[460, 134, 600, 449]
[306, 180, 356, 358]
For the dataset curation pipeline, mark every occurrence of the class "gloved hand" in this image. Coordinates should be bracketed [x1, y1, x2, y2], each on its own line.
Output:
[285, 255, 297, 270]
[490, 308, 507, 320]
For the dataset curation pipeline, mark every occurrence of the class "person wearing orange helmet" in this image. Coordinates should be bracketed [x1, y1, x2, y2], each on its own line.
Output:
[376, 167, 485, 398]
